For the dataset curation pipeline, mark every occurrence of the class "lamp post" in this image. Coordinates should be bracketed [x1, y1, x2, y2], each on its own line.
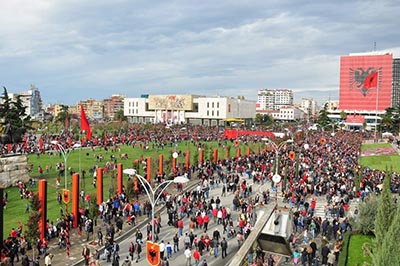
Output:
[262, 138, 293, 205]
[123, 169, 189, 242]
[51, 140, 69, 189]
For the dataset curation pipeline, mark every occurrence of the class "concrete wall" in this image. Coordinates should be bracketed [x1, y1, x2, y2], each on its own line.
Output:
[0, 155, 29, 188]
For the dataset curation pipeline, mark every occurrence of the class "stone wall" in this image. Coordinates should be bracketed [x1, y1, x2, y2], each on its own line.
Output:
[0, 155, 29, 188]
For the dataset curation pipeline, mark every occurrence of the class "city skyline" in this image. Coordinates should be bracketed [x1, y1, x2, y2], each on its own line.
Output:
[1, 0, 400, 105]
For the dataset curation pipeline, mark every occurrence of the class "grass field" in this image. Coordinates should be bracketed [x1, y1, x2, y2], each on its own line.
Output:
[346, 234, 373, 266]
[2, 140, 262, 237]
[360, 143, 393, 151]
[359, 143, 400, 172]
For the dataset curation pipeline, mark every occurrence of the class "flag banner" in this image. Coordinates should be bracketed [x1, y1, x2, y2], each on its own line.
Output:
[364, 72, 378, 88]
[80, 105, 92, 140]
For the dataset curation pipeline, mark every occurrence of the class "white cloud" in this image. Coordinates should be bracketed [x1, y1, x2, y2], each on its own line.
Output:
[0, 0, 399, 105]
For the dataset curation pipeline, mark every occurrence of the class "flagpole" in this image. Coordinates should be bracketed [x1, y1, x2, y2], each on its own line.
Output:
[374, 79, 379, 143]
[79, 130, 82, 175]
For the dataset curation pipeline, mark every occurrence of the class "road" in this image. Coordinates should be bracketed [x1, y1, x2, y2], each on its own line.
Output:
[99, 172, 270, 266]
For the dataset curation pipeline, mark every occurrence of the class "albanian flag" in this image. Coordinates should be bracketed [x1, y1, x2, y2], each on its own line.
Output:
[364, 72, 378, 88]
[80, 105, 92, 140]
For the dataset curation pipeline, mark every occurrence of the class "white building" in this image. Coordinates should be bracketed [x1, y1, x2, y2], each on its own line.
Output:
[124, 94, 256, 126]
[257, 89, 293, 110]
[299, 98, 317, 120]
[261, 107, 305, 121]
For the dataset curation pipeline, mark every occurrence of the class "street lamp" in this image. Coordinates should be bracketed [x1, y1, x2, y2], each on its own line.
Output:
[51, 140, 69, 189]
[123, 169, 189, 242]
[262, 138, 294, 204]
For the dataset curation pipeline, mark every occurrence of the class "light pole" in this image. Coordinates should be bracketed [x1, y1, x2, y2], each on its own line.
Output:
[262, 138, 293, 204]
[123, 169, 189, 242]
[51, 140, 69, 189]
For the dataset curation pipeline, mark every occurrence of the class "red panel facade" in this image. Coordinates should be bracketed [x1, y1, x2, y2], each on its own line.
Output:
[339, 54, 393, 111]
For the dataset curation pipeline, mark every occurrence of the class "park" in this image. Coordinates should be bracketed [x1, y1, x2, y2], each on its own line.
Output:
[0, 115, 399, 266]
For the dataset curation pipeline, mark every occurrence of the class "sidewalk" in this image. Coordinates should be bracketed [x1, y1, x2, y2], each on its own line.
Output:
[27, 175, 200, 266]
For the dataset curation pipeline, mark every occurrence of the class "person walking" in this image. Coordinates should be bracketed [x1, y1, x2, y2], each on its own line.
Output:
[220, 237, 228, 258]
[44, 253, 53, 266]
[159, 240, 166, 260]
[166, 242, 173, 259]
[135, 240, 142, 263]
[82, 245, 91, 266]
[173, 233, 180, 253]
[129, 242, 135, 261]
[184, 247, 192, 266]
[193, 248, 201, 266]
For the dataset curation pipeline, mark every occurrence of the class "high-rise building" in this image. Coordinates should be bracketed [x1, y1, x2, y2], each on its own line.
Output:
[9, 85, 43, 119]
[256, 89, 293, 110]
[339, 53, 395, 111]
[103, 94, 126, 121]
[392, 58, 400, 108]
[79, 98, 104, 120]
[300, 98, 317, 119]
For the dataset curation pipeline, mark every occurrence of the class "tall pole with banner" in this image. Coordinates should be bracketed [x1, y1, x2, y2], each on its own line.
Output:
[63, 189, 70, 257]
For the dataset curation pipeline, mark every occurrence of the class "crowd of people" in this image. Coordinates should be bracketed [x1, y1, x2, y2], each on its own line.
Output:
[1, 123, 400, 266]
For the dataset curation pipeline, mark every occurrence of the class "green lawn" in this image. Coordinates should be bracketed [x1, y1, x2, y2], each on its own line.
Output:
[359, 143, 400, 172]
[360, 143, 392, 151]
[347, 234, 373, 266]
[2, 140, 262, 237]
[359, 155, 400, 172]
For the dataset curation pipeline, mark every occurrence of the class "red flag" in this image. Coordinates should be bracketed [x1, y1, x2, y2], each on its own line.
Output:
[364, 72, 378, 88]
[39, 137, 43, 150]
[80, 105, 92, 140]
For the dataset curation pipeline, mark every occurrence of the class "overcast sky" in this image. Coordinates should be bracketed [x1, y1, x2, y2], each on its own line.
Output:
[1, 0, 399, 105]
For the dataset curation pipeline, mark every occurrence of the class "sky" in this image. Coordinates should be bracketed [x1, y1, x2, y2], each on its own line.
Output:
[1, 0, 400, 106]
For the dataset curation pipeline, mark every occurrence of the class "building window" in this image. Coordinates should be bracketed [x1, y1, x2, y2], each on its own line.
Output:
[207, 110, 209, 116]
[228, 104, 231, 112]
[217, 110, 219, 116]
[207, 102, 209, 108]
[136, 102, 138, 107]
[212, 110, 214, 116]
[212, 102, 214, 108]
[217, 102, 219, 108]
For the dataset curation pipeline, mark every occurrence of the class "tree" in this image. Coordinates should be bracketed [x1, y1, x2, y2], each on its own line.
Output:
[316, 103, 331, 128]
[379, 206, 400, 265]
[0, 87, 32, 143]
[372, 175, 397, 264]
[339, 110, 347, 121]
[114, 109, 127, 122]
[356, 195, 378, 235]
[55, 105, 70, 131]
[88, 194, 99, 225]
[26, 193, 41, 260]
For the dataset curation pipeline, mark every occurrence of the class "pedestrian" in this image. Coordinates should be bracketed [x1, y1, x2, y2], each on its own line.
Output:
[135, 240, 142, 263]
[166, 242, 173, 259]
[267, 254, 275, 266]
[129, 242, 135, 261]
[122, 256, 131, 266]
[184, 247, 192, 266]
[193, 248, 200, 266]
[159, 240, 166, 260]
[173, 233, 180, 252]
[201, 259, 208, 266]
[97, 228, 103, 246]
[44, 253, 53, 266]
[220, 237, 228, 258]
[327, 251, 336, 266]
[82, 245, 91, 266]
